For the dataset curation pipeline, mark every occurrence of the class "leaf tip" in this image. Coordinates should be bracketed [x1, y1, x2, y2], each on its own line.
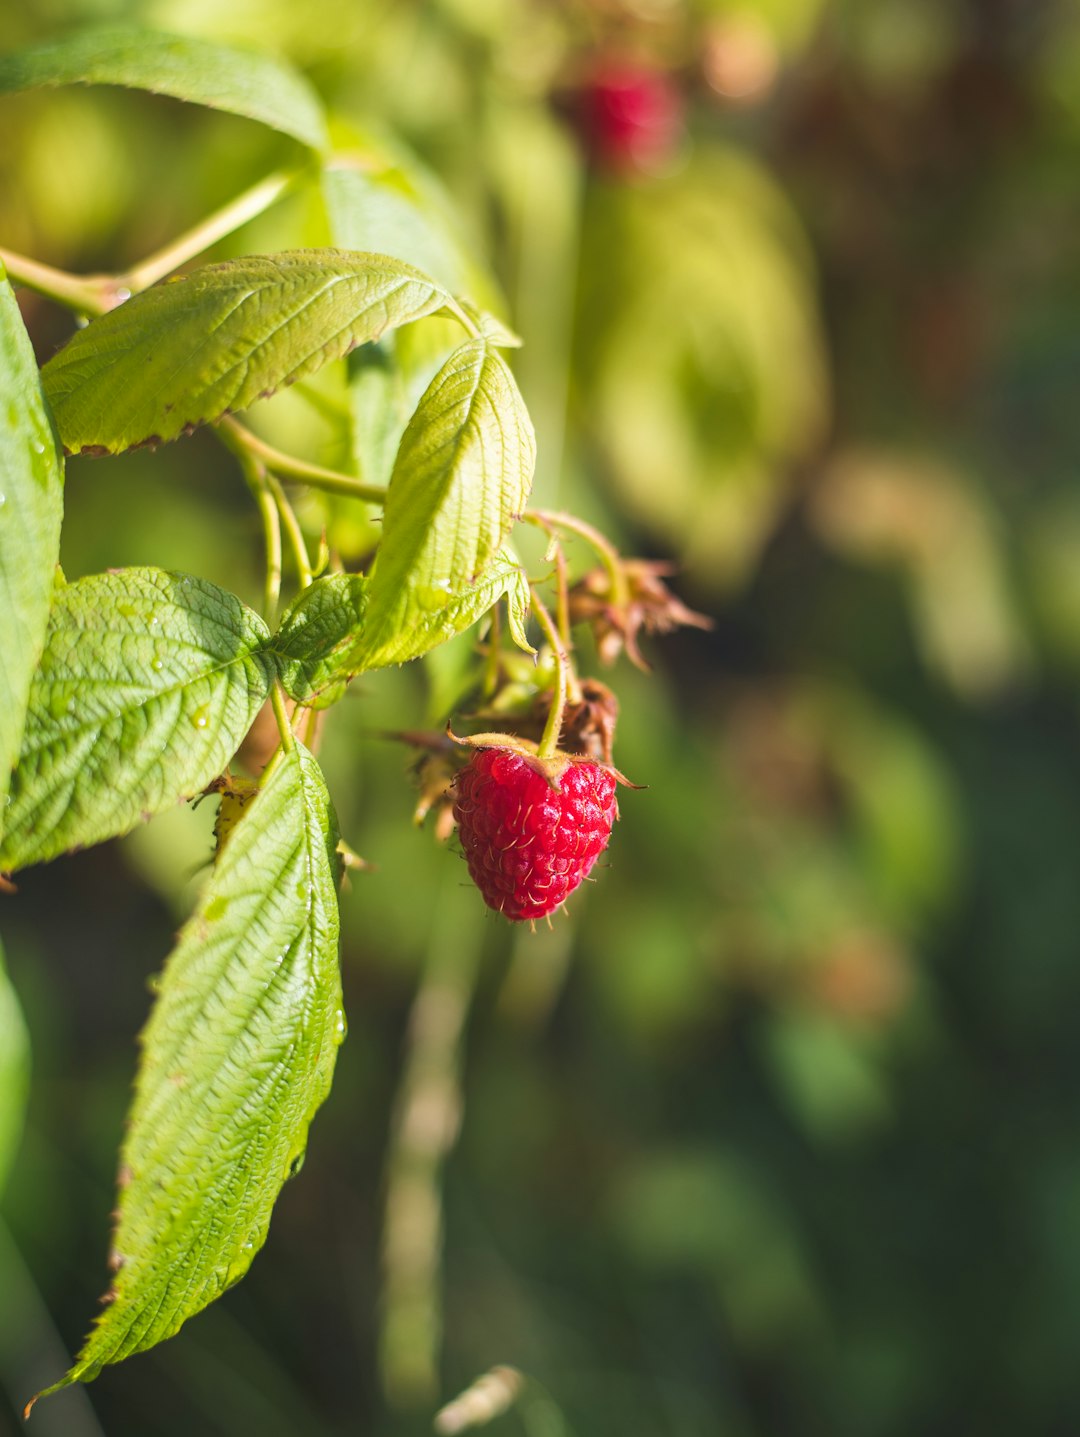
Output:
[23, 1371, 74, 1420]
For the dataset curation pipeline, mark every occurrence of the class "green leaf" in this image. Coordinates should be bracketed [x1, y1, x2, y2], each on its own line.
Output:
[345, 338, 535, 671]
[0, 941, 30, 1198]
[345, 320, 466, 492]
[41, 250, 460, 456]
[345, 337, 410, 491]
[0, 268, 64, 838]
[0, 25, 329, 151]
[0, 568, 274, 872]
[323, 139, 502, 306]
[272, 572, 367, 705]
[31, 741, 343, 1403]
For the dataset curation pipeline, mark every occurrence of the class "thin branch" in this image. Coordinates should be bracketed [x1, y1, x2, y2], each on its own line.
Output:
[267, 472, 314, 589]
[122, 168, 301, 291]
[530, 587, 579, 758]
[1, 167, 300, 317]
[524, 508, 630, 607]
[0, 247, 122, 317]
[270, 683, 296, 755]
[217, 416, 387, 501]
[218, 424, 283, 623]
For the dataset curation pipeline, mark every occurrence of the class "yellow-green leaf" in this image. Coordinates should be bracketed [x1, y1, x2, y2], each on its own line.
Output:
[42, 250, 458, 456]
[0, 25, 329, 151]
[347, 338, 535, 671]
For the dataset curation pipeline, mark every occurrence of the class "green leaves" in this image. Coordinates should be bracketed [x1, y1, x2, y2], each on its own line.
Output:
[0, 569, 273, 872]
[272, 572, 367, 705]
[346, 338, 536, 670]
[42, 250, 459, 455]
[0, 268, 64, 832]
[0, 25, 329, 150]
[32, 740, 343, 1402]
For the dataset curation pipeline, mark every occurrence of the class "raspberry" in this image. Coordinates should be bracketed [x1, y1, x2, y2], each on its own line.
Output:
[452, 748, 618, 922]
[574, 62, 683, 176]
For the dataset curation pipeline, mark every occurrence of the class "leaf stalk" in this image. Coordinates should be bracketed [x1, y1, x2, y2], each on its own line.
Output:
[217, 416, 387, 501]
[530, 588, 580, 760]
[0, 247, 122, 317]
[525, 508, 630, 608]
[122, 168, 300, 292]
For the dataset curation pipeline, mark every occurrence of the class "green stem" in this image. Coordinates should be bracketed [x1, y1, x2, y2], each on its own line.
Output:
[553, 543, 572, 652]
[524, 508, 629, 607]
[267, 472, 314, 589]
[270, 683, 296, 754]
[1, 167, 301, 317]
[0, 247, 121, 317]
[219, 424, 282, 623]
[256, 480, 284, 623]
[447, 296, 482, 339]
[122, 168, 300, 292]
[217, 416, 387, 501]
[530, 588, 578, 759]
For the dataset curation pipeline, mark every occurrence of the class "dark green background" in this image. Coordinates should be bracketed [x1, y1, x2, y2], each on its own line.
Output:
[3, 1, 1080, 1433]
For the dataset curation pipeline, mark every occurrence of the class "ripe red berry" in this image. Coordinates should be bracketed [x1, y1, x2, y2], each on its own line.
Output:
[452, 748, 618, 921]
[574, 62, 683, 176]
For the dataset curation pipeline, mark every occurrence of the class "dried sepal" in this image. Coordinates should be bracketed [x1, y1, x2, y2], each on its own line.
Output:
[568, 559, 712, 669]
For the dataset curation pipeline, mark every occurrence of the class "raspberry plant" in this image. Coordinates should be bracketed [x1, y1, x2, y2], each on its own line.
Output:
[0, 24, 712, 1417]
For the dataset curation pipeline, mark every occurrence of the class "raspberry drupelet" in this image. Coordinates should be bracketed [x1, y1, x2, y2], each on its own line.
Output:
[452, 748, 619, 921]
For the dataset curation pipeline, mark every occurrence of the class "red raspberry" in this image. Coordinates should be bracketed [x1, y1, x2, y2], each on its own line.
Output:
[574, 62, 683, 176]
[452, 748, 618, 921]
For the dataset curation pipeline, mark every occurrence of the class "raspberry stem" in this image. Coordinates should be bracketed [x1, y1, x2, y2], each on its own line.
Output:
[217, 416, 388, 502]
[269, 682, 296, 756]
[524, 508, 631, 609]
[530, 589, 580, 759]
[220, 432, 283, 624]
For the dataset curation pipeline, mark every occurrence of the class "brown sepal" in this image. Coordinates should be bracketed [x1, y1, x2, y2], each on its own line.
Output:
[568, 560, 712, 670]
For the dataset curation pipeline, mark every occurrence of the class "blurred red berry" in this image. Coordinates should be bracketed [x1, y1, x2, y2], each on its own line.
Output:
[574, 62, 683, 175]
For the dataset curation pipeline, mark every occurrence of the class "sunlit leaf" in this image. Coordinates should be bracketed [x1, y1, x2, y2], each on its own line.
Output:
[29, 741, 342, 1404]
[0, 25, 329, 150]
[42, 250, 460, 455]
[344, 338, 535, 670]
[363, 546, 533, 672]
[0, 267, 64, 838]
[0, 568, 274, 871]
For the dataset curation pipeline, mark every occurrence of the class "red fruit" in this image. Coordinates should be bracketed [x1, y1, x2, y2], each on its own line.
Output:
[452, 748, 619, 922]
[574, 62, 683, 176]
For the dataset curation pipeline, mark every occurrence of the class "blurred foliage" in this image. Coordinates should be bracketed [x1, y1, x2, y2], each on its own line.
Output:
[4, 0, 1080, 1433]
